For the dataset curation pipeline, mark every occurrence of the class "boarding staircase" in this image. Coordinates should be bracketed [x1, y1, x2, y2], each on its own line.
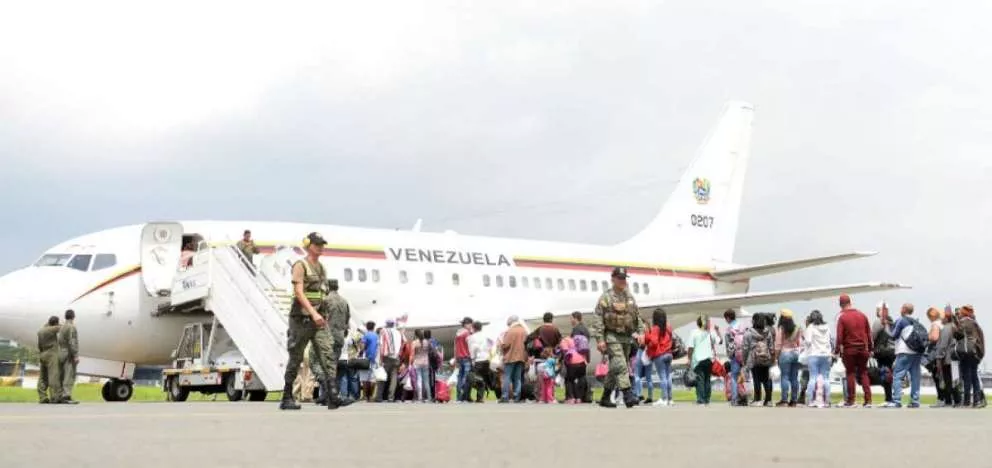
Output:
[168, 245, 296, 392]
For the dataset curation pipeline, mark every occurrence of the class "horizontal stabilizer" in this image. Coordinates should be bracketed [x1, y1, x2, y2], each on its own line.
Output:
[712, 252, 877, 282]
[650, 282, 910, 313]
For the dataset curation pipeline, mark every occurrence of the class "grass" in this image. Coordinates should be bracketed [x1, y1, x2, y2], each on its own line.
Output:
[0, 382, 939, 405]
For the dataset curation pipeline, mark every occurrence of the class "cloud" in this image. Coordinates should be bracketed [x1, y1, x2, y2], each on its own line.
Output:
[1, 1, 991, 338]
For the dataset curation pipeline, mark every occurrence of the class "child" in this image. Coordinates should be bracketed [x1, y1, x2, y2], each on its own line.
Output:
[540, 348, 557, 403]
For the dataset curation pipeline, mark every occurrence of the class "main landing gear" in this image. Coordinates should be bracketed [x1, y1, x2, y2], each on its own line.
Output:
[101, 378, 135, 402]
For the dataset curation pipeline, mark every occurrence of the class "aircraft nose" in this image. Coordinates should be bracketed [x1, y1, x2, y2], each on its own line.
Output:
[0, 269, 40, 342]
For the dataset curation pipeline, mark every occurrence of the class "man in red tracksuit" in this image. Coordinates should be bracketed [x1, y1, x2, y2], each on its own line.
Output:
[834, 294, 874, 407]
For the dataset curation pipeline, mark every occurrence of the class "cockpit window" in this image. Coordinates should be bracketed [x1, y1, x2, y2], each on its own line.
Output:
[34, 254, 72, 267]
[67, 254, 92, 272]
[92, 254, 117, 271]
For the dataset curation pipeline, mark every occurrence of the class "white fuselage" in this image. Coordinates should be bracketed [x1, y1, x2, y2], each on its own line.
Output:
[0, 220, 743, 373]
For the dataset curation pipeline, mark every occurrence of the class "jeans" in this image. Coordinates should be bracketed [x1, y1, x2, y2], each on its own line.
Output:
[806, 355, 831, 405]
[337, 364, 356, 399]
[633, 351, 654, 400]
[960, 354, 982, 405]
[728, 359, 742, 403]
[652, 353, 673, 401]
[694, 359, 712, 403]
[415, 365, 431, 401]
[457, 358, 473, 401]
[778, 350, 800, 402]
[892, 353, 922, 406]
[502, 361, 524, 401]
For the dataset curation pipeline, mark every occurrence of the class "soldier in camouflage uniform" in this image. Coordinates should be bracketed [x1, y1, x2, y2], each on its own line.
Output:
[280, 232, 339, 410]
[57, 309, 80, 404]
[37, 316, 63, 404]
[591, 267, 646, 408]
[323, 278, 355, 406]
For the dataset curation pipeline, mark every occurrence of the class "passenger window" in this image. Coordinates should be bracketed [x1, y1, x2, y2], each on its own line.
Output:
[399, 270, 408, 284]
[67, 254, 92, 272]
[591, 280, 598, 292]
[546, 278, 553, 290]
[452, 273, 460, 286]
[426, 272, 434, 285]
[533, 277, 541, 289]
[643, 283, 650, 295]
[568, 279, 576, 291]
[521, 277, 529, 288]
[509, 276, 517, 288]
[633, 282, 640, 294]
[580, 280, 587, 291]
[601, 280, 609, 291]
[495, 275, 504, 288]
[483, 274, 491, 287]
[344, 268, 353, 282]
[557, 279, 565, 290]
[91, 254, 117, 271]
[372, 269, 380, 282]
[358, 269, 367, 282]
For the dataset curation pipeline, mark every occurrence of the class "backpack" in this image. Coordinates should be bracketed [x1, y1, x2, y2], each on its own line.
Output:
[873, 325, 895, 360]
[428, 340, 442, 368]
[729, 326, 746, 363]
[525, 329, 544, 358]
[750, 332, 773, 367]
[904, 318, 929, 354]
[572, 334, 590, 354]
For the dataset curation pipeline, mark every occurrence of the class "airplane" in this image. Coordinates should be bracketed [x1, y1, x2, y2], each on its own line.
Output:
[0, 101, 909, 402]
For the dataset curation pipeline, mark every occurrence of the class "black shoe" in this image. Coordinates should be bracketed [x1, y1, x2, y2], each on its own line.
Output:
[280, 398, 301, 410]
[61, 398, 79, 405]
[623, 389, 639, 408]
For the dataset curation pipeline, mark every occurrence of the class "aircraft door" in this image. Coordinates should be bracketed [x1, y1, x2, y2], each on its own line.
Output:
[140, 222, 184, 296]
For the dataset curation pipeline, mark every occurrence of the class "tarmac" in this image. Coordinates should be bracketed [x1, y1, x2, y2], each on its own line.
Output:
[0, 401, 988, 467]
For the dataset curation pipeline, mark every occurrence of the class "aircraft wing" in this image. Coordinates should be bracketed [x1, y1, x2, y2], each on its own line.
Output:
[712, 252, 877, 282]
[646, 282, 910, 314]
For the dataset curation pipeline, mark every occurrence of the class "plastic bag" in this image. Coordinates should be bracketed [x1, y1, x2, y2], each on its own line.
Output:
[373, 365, 387, 382]
[403, 373, 413, 391]
[527, 363, 537, 382]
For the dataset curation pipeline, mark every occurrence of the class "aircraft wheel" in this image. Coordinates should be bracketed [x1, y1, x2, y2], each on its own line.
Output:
[224, 374, 243, 402]
[248, 390, 268, 401]
[101, 380, 115, 402]
[109, 379, 134, 402]
[168, 376, 189, 402]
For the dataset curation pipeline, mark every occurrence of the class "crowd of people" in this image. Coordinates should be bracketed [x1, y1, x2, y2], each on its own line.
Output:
[301, 294, 987, 409]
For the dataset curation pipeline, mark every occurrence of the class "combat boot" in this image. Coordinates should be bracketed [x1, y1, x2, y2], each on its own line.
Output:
[279, 382, 301, 410]
[598, 385, 617, 408]
[622, 389, 639, 408]
[333, 379, 355, 408]
[314, 381, 327, 406]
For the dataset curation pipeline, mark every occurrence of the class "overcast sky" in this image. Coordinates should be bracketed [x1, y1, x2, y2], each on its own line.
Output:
[1, 1, 990, 336]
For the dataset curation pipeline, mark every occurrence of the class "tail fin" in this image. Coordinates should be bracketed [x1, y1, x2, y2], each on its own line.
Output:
[615, 101, 754, 265]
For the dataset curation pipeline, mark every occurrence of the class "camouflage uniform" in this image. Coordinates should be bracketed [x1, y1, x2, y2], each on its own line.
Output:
[57, 320, 79, 402]
[321, 283, 353, 405]
[591, 271, 645, 408]
[37, 323, 62, 403]
[281, 257, 337, 409]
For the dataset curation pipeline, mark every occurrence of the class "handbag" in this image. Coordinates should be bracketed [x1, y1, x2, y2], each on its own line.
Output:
[373, 365, 387, 382]
[348, 358, 370, 370]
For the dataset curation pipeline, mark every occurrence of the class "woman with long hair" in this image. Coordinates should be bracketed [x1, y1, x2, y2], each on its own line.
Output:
[644, 308, 676, 406]
[743, 313, 775, 406]
[410, 328, 432, 402]
[775, 309, 803, 407]
[803, 310, 833, 407]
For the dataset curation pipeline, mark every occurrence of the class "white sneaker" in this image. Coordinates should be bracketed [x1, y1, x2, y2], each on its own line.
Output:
[652, 399, 667, 407]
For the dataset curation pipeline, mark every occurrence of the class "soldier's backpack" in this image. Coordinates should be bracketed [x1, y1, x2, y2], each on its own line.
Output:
[904, 317, 929, 354]
[750, 332, 773, 367]
[729, 326, 746, 363]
